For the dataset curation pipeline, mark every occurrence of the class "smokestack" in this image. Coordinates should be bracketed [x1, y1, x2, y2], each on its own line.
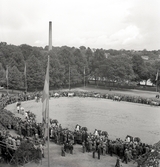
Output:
[49, 21, 52, 51]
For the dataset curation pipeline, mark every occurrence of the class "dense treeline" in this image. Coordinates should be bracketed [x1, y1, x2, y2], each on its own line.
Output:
[0, 42, 160, 90]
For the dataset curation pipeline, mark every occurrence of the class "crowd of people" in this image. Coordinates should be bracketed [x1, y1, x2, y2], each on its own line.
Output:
[49, 122, 158, 166]
[0, 92, 45, 164]
[0, 91, 159, 166]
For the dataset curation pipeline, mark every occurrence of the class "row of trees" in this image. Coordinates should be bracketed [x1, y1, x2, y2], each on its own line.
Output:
[0, 42, 160, 90]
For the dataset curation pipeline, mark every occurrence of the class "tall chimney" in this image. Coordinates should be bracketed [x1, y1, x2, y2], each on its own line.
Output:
[49, 21, 52, 51]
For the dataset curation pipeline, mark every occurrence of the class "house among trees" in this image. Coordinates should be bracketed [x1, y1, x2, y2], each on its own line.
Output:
[139, 79, 154, 86]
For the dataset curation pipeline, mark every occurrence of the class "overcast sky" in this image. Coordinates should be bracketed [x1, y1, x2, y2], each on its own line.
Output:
[0, 0, 160, 50]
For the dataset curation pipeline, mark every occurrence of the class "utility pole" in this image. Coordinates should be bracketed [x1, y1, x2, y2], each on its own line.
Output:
[84, 66, 85, 89]
[156, 80, 158, 92]
[156, 70, 159, 92]
[6, 65, 8, 94]
[69, 65, 70, 90]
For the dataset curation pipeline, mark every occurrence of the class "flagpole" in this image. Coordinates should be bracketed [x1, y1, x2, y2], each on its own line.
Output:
[47, 21, 52, 167]
[42, 56, 50, 167]
[47, 55, 50, 167]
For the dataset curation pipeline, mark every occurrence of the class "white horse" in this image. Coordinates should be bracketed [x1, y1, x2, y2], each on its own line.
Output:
[94, 93, 101, 98]
[54, 93, 60, 98]
[150, 101, 159, 106]
[68, 92, 74, 97]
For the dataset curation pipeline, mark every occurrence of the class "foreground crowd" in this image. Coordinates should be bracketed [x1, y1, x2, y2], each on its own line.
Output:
[0, 92, 45, 164]
[49, 122, 159, 166]
[0, 91, 159, 166]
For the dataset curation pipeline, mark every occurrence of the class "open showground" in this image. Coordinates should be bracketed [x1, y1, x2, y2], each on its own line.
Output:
[4, 87, 160, 167]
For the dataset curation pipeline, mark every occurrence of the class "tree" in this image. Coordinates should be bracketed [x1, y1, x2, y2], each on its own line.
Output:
[132, 55, 145, 82]
[73, 48, 85, 83]
[92, 49, 106, 85]
[19, 44, 33, 61]
[150, 60, 160, 86]
[49, 51, 65, 88]
[85, 47, 94, 77]
[10, 51, 25, 72]
[140, 62, 153, 85]
[0, 63, 6, 86]
[8, 66, 23, 89]
[57, 48, 75, 86]
[26, 55, 44, 89]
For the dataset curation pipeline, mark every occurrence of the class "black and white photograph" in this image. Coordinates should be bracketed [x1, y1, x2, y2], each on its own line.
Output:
[0, 0, 160, 166]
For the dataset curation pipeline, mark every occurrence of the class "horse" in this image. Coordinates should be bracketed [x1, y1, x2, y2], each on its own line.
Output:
[68, 93, 74, 97]
[93, 93, 101, 98]
[35, 96, 40, 102]
[53, 93, 60, 98]
[113, 96, 121, 101]
[150, 101, 159, 106]
[81, 93, 88, 98]
[62, 92, 68, 97]
[156, 94, 160, 99]
[105, 94, 109, 99]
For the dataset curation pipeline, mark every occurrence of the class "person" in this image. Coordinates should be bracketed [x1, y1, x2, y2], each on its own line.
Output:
[16, 137, 21, 147]
[61, 144, 65, 156]
[69, 143, 73, 154]
[25, 111, 28, 120]
[94, 129, 99, 137]
[12, 137, 16, 150]
[59, 124, 62, 130]
[17, 105, 20, 114]
[88, 139, 92, 152]
[82, 141, 86, 153]
[92, 145, 96, 158]
[122, 149, 129, 164]
[115, 157, 122, 167]
[109, 141, 113, 156]
[20, 107, 24, 115]
[39, 142, 44, 158]
[97, 144, 101, 159]
[75, 124, 80, 131]
[103, 144, 106, 156]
